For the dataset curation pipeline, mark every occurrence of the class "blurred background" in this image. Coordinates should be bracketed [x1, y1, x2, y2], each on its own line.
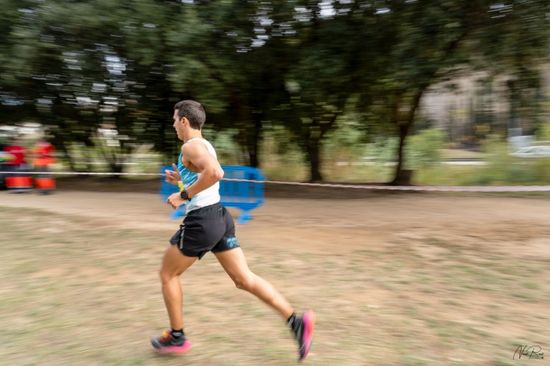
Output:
[0, 0, 548, 186]
[1, 2, 550, 366]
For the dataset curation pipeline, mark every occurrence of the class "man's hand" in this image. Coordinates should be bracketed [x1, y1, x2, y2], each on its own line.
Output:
[167, 192, 186, 209]
[164, 163, 181, 185]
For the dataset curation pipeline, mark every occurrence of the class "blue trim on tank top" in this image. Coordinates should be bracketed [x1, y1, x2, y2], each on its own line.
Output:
[177, 152, 199, 187]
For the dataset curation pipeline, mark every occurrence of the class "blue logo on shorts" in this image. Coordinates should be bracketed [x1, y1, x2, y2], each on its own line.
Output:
[226, 236, 239, 248]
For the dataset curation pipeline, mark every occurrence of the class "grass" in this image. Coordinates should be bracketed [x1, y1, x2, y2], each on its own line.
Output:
[441, 149, 485, 160]
[1, 205, 549, 365]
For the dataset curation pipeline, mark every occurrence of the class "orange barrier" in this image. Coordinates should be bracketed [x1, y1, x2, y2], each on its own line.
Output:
[5, 175, 33, 192]
[35, 176, 56, 191]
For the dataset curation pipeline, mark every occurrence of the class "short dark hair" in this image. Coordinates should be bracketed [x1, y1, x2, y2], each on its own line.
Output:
[174, 100, 206, 130]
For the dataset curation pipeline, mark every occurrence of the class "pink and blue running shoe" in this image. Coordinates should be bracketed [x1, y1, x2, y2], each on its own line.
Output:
[151, 330, 192, 355]
[289, 310, 316, 361]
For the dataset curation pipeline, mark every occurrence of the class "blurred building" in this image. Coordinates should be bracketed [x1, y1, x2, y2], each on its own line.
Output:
[419, 64, 550, 149]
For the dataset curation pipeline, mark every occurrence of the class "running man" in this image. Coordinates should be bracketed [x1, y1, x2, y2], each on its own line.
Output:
[151, 100, 315, 361]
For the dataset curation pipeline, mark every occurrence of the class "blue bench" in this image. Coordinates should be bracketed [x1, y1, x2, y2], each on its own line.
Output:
[160, 165, 265, 224]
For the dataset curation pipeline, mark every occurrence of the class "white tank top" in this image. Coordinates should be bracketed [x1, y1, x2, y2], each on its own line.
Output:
[177, 137, 221, 213]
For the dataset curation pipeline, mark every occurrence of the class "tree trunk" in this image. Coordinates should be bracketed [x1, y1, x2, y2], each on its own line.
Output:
[109, 161, 123, 178]
[247, 112, 263, 167]
[154, 97, 173, 155]
[391, 89, 425, 185]
[304, 112, 339, 182]
[306, 138, 323, 182]
[392, 122, 412, 185]
[155, 115, 168, 153]
[248, 145, 259, 168]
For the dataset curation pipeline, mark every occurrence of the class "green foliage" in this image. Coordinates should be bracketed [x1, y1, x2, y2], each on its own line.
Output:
[366, 138, 399, 165]
[203, 128, 244, 166]
[407, 129, 446, 169]
[536, 123, 550, 142]
[461, 135, 550, 185]
[0, 0, 548, 183]
[323, 116, 368, 164]
[260, 125, 308, 181]
[531, 158, 550, 182]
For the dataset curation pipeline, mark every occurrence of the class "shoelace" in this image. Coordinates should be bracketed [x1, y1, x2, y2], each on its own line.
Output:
[160, 330, 172, 342]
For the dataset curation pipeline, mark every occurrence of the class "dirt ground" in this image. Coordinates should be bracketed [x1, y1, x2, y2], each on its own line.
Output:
[1, 185, 549, 365]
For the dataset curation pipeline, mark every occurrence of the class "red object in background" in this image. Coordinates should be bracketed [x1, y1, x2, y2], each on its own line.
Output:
[4, 145, 26, 166]
[33, 142, 55, 167]
[32, 142, 56, 193]
[5, 176, 33, 191]
[35, 177, 56, 190]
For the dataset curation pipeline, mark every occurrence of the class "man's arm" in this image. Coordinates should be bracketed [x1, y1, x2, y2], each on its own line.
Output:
[182, 141, 224, 198]
[166, 141, 223, 209]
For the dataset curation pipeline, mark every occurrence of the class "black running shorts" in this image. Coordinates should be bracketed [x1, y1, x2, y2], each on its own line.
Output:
[169, 203, 239, 259]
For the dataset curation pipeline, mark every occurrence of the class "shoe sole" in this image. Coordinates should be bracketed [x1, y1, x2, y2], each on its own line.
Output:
[153, 340, 192, 355]
[299, 310, 315, 361]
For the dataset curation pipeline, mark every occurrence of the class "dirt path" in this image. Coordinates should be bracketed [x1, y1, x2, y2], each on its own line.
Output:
[1, 190, 549, 250]
[2, 190, 550, 365]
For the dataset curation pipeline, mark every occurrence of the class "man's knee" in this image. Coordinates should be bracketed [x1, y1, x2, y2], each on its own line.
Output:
[233, 272, 255, 291]
[159, 268, 178, 285]
[159, 245, 193, 284]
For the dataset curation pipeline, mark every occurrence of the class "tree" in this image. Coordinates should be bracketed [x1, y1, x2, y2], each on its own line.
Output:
[275, 1, 363, 181]
[1, 0, 547, 183]
[351, 0, 548, 184]
[1, 0, 196, 170]
[167, 1, 296, 168]
[1, 1, 123, 169]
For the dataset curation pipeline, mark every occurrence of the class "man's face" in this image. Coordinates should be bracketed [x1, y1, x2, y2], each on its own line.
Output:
[173, 110, 185, 140]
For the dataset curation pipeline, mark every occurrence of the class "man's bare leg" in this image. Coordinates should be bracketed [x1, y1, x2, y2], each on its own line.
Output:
[160, 245, 197, 329]
[151, 245, 196, 354]
[214, 247, 293, 318]
[214, 247, 315, 360]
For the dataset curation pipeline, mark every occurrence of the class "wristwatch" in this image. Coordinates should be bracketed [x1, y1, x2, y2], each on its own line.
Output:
[180, 188, 190, 201]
